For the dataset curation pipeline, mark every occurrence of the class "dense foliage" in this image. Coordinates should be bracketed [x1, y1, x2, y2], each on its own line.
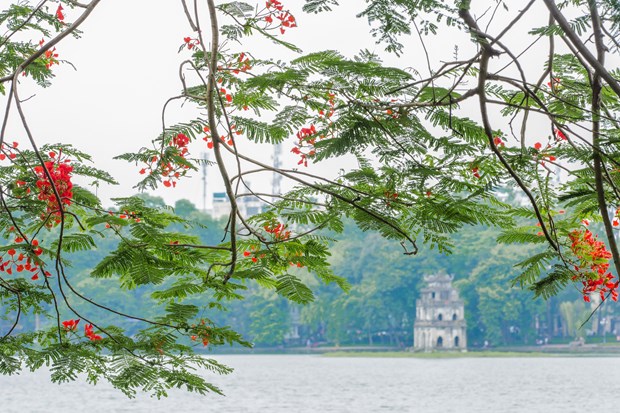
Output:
[2, 0, 620, 397]
[36, 197, 604, 350]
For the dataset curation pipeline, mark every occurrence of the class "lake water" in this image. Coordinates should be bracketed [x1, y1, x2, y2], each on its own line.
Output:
[1, 354, 618, 412]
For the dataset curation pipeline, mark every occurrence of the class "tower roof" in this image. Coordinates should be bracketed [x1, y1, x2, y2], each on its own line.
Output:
[423, 272, 453, 283]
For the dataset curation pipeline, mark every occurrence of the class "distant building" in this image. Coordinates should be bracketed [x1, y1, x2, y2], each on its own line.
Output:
[284, 304, 302, 345]
[414, 273, 467, 351]
[209, 190, 263, 219]
[211, 192, 231, 219]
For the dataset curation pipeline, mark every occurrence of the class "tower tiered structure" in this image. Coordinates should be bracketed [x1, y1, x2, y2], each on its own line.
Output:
[414, 273, 467, 351]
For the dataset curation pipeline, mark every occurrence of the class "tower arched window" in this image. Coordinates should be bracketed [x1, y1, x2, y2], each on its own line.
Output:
[438, 313, 443, 321]
[452, 313, 457, 321]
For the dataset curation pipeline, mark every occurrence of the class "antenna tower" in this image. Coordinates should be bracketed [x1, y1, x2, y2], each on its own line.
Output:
[201, 152, 209, 212]
[272, 143, 282, 199]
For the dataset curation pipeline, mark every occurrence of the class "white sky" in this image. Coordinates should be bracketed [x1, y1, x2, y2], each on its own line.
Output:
[8, 1, 379, 208]
[5, 1, 585, 209]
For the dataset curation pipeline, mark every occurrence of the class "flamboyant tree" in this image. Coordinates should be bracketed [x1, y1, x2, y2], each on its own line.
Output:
[1, 0, 620, 397]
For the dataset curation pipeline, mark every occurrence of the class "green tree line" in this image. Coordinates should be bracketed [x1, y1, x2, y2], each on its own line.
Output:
[5, 194, 607, 349]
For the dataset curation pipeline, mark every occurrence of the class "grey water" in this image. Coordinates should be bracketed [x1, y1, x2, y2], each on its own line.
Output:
[1, 355, 618, 412]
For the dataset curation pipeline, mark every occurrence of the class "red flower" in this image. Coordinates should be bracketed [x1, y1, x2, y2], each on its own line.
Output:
[84, 323, 102, 341]
[534, 142, 542, 150]
[555, 129, 567, 141]
[62, 319, 80, 331]
[56, 5, 64, 21]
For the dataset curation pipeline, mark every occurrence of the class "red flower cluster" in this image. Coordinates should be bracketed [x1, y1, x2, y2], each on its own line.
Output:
[104, 209, 141, 229]
[62, 319, 79, 331]
[318, 92, 336, 120]
[219, 86, 233, 105]
[183, 36, 200, 50]
[264, 221, 291, 241]
[0, 141, 19, 161]
[1, 237, 49, 280]
[243, 248, 266, 264]
[292, 125, 318, 167]
[139, 133, 192, 188]
[202, 124, 239, 149]
[265, 0, 284, 10]
[531, 126, 567, 167]
[532, 141, 557, 167]
[62, 319, 103, 341]
[202, 126, 215, 149]
[190, 320, 210, 346]
[43, 47, 59, 69]
[84, 323, 102, 341]
[291, 93, 335, 166]
[264, 0, 297, 34]
[568, 229, 619, 302]
[231, 52, 252, 75]
[34, 153, 73, 221]
[172, 132, 190, 149]
[493, 136, 505, 148]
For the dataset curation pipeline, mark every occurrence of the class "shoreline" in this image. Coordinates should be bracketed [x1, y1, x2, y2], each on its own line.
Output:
[206, 343, 620, 357]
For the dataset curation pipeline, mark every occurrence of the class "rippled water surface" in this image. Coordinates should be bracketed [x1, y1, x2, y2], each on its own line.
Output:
[1, 355, 618, 412]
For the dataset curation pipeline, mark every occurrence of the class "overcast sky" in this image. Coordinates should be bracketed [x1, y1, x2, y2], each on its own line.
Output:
[7, 1, 378, 209]
[6, 1, 571, 209]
